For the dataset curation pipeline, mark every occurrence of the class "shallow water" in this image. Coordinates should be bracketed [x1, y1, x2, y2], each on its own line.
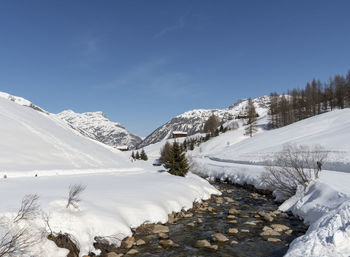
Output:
[116, 181, 307, 257]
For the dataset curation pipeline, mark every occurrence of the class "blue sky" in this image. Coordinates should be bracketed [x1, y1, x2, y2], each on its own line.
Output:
[0, 0, 350, 136]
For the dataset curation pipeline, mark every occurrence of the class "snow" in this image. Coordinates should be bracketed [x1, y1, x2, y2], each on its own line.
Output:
[0, 94, 220, 256]
[0, 170, 218, 256]
[0, 96, 133, 175]
[185, 108, 350, 256]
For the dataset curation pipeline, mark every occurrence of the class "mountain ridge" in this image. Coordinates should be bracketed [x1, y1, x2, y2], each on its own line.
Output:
[137, 96, 270, 148]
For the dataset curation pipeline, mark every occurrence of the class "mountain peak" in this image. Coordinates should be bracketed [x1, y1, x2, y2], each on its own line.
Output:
[56, 110, 141, 149]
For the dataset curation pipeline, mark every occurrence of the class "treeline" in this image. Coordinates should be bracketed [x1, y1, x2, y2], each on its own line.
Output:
[131, 149, 148, 161]
[269, 71, 350, 128]
[180, 122, 238, 152]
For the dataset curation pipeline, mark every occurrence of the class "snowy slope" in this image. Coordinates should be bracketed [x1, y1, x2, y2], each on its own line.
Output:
[138, 96, 270, 148]
[0, 96, 133, 175]
[57, 110, 142, 149]
[0, 92, 48, 113]
[195, 109, 350, 170]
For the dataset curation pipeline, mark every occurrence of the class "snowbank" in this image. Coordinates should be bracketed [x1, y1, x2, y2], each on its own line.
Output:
[0, 170, 219, 256]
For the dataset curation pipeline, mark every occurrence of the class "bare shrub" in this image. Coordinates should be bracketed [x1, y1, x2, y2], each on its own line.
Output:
[66, 184, 86, 209]
[0, 195, 41, 256]
[261, 144, 328, 199]
[14, 194, 40, 223]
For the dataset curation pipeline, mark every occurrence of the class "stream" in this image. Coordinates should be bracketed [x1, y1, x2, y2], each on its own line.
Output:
[98, 180, 308, 257]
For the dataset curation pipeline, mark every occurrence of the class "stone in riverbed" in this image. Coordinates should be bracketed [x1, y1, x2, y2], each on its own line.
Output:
[241, 229, 250, 233]
[229, 208, 240, 215]
[271, 224, 290, 232]
[285, 229, 293, 235]
[230, 240, 239, 245]
[135, 239, 146, 246]
[159, 240, 175, 247]
[158, 233, 169, 239]
[260, 226, 281, 236]
[211, 233, 229, 242]
[258, 211, 274, 222]
[194, 240, 218, 251]
[194, 239, 211, 248]
[267, 238, 281, 242]
[182, 212, 194, 218]
[209, 245, 219, 251]
[228, 219, 238, 224]
[198, 218, 203, 223]
[244, 221, 258, 226]
[227, 215, 236, 219]
[208, 207, 215, 212]
[126, 249, 139, 255]
[215, 197, 224, 204]
[121, 237, 135, 249]
[228, 228, 238, 234]
[152, 224, 169, 234]
[187, 221, 196, 227]
[106, 253, 123, 257]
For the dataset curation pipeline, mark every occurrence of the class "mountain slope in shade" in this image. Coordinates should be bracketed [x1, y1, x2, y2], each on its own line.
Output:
[138, 96, 270, 148]
[56, 110, 142, 149]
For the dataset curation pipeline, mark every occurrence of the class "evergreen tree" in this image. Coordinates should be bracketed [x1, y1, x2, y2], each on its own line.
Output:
[244, 98, 258, 137]
[131, 151, 135, 159]
[189, 140, 195, 151]
[140, 149, 148, 161]
[135, 151, 140, 160]
[164, 141, 189, 177]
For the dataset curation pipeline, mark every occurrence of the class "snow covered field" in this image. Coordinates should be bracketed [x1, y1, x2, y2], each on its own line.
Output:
[0, 94, 219, 256]
[186, 109, 350, 256]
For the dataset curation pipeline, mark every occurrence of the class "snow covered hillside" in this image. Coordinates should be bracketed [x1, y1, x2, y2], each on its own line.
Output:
[0, 96, 134, 175]
[194, 109, 350, 170]
[57, 110, 142, 149]
[138, 96, 270, 148]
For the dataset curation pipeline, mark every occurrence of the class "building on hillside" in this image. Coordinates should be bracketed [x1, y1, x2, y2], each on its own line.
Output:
[172, 131, 188, 139]
[117, 145, 129, 151]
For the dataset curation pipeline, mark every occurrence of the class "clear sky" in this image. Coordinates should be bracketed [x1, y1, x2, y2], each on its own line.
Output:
[0, 0, 350, 136]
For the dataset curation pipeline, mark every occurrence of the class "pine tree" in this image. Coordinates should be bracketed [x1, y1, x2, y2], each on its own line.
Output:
[135, 151, 140, 160]
[244, 98, 258, 137]
[140, 149, 148, 161]
[131, 151, 135, 159]
[164, 141, 189, 177]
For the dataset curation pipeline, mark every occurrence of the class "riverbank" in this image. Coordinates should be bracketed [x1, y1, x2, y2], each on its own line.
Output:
[192, 156, 350, 256]
[68, 180, 307, 257]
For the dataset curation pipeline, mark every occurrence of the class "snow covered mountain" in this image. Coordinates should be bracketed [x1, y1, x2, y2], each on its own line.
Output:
[138, 96, 270, 148]
[56, 110, 142, 149]
[0, 95, 132, 175]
